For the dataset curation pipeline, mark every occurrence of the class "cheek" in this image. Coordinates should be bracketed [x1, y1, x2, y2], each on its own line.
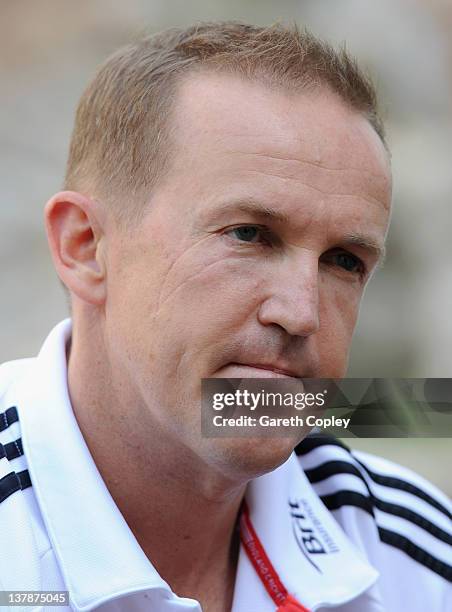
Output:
[317, 278, 363, 374]
[137, 256, 268, 404]
[154, 254, 266, 345]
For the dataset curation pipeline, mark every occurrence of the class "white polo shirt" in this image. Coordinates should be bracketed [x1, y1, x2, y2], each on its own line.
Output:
[0, 320, 450, 611]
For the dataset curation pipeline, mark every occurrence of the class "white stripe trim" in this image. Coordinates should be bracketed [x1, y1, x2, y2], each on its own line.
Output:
[298, 444, 353, 470]
[309, 473, 370, 499]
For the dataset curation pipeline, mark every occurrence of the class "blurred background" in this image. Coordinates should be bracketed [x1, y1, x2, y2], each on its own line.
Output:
[1, 0, 451, 492]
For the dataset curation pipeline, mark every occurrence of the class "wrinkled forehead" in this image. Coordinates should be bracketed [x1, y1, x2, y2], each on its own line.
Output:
[167, 71, 392, 206]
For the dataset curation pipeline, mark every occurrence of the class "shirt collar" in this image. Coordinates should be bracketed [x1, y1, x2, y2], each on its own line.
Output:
[238, 454, 379, 611]
[17, 319, 378, 611]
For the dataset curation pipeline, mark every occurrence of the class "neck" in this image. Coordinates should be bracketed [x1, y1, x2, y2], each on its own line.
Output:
[67, 315, 245, 610]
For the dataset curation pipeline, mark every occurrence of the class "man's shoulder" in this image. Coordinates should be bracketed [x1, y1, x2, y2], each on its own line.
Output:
[0, 357, 35, 471]
[295, 434, 451, 514]
[295, 434, 452, 594]
[0, 359, 55, 588]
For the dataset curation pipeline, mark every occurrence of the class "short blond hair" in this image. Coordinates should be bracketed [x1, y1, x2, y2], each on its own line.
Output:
[65, 21, 386, 224]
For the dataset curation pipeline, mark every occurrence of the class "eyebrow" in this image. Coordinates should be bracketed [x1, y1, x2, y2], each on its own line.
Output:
[343, 233, 386, 264]
[210, 198, 291, 224]
[206, 198, 386, 263]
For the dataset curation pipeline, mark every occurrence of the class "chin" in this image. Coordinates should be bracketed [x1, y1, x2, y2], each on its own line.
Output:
[206, 436, 300, 481]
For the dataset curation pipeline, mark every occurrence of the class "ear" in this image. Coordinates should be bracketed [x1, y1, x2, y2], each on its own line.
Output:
[44, 191, 107, 306]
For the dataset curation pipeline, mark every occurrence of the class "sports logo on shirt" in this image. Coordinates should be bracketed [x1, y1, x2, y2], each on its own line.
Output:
[289, 498, 340, 573]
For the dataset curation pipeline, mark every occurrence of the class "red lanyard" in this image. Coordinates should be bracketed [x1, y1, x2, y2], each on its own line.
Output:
[240, 501, 311, 612]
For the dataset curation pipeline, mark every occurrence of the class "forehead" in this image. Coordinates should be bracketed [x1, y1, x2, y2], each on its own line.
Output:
[150, 72, 392, 254]
[168, 71, 391, 202]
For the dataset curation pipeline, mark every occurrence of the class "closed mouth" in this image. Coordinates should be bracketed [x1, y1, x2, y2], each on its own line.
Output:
[227, 362, 300, 378]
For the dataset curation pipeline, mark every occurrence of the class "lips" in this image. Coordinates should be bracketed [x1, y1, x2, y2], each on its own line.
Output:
[217, 362, 300, 379]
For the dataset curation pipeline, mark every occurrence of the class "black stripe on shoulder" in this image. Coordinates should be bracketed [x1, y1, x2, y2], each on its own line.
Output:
[307, 459, 452, 545]
[319, 485, 452, 546]
[378, 527, 452, 583]
[320, 490, 375, 517]
[0, 407, 19, 432]
[295, 434, 350, 456]
[355, 458, 452, 521]
[3, 438, 24, 461]
[17, 469, 32, 490]
[321, 492, 452, 581]
[305, 459, 369, 487]
[374, 497, 452, 546]
[0, 469, 32, 504]
[296, 435, 451, 522]
[374, 497, 451, 545]
[0, 471, 21, 503]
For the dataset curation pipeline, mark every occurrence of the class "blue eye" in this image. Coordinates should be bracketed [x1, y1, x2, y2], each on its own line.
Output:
[333, 252, 363, 273]
[230, 226, 261, 243]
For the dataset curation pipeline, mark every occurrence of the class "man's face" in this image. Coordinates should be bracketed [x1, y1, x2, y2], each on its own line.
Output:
[104, 73, 391, 479]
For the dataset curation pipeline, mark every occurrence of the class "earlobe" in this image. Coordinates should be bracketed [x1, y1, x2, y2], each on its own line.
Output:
[44, 191, 107, 306]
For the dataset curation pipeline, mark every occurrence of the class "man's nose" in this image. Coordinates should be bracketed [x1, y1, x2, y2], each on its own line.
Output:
[257, 256, 320, 337]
